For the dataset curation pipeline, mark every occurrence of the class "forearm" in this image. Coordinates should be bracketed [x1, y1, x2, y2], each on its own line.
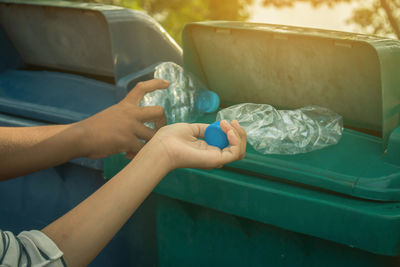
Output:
[0, 79, 170, 180]
[0, 124, 84, 180]
[42, 144, 169, 267]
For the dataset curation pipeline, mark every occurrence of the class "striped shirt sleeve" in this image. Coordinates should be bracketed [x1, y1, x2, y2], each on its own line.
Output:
[0, 229, 66, 267]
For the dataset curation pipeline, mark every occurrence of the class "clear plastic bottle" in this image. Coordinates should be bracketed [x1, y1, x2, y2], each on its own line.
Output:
[141, 62, 220, 124]
[217, 103, 343, 154]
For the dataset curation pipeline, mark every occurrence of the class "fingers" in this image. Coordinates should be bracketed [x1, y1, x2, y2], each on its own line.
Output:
[124, 79, 170, 106]
[220, 120, 230, 136]
[231, 120, 247, 159]
[219, 120, 247, 164]
[154, 114, 167, 130]
[134, 123, 156, 140]
[135, 106, 167, 130]
[190, 123, 209, 139]
[227, 126, 241, 147]
[222, 126, 242, 162]
[136, 105, 165, 121]
[220, 120, 239, 145]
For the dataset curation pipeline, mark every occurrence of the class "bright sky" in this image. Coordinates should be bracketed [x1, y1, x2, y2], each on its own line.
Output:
[250, 0, 360, 33]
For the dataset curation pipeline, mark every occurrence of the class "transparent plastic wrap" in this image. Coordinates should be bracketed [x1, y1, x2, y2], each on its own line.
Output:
[141, 62, 219, 124]
[217, 103, 343, 154]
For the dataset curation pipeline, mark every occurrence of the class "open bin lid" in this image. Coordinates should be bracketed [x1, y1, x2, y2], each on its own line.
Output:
[0, 0, 182, 123]
[182, 21, 400, 201]
[0, 0, 182, 84]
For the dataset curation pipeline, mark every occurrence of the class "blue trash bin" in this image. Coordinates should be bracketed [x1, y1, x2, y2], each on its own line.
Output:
[0, 1, 182, 265]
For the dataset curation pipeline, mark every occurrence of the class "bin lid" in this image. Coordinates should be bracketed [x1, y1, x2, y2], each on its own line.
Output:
[182, 21, 400, 201]
[0, 0, 182, 122]
[0, 0, 182, 84]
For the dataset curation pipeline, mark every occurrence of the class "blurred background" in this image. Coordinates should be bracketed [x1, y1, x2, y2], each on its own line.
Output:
[72, 0, 400, 44]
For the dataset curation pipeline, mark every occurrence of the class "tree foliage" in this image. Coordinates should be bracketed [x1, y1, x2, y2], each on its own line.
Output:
[262, 0, 400, 39]
[72, 0, 400, 42]
[72, 0, 252, 43]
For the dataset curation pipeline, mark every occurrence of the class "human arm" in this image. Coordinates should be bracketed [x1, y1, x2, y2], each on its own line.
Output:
[0, 79, 169, 180]
[42, 120, 246, 267]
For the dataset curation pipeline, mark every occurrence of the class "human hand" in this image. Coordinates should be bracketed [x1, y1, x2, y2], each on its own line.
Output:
[74, 79, 169, 159]
[145, 120, 246, 171]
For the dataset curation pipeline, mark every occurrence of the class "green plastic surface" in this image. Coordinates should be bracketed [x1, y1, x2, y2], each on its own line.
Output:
[105, 153, 400, 256]
[157, 197, 400, 266]
[154, 168, 400, 256]
[387, 126, 400, 165]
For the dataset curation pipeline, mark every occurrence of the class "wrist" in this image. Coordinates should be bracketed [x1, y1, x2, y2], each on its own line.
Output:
[68, 122, 92, 158]
[129, 138, 172, 175]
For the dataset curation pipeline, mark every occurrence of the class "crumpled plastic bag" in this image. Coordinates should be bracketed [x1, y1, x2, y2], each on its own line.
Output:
[217, 103, 343, 154]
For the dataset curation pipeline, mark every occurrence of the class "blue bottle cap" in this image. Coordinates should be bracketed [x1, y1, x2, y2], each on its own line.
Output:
[196, 90, 220, 113]
[205, 120, 229, 150]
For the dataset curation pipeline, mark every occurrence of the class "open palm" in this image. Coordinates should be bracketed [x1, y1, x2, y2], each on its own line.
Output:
[151, 120, 246, 170]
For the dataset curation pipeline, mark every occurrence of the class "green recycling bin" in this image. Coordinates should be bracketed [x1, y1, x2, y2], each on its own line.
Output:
[105, 21, 400, 266]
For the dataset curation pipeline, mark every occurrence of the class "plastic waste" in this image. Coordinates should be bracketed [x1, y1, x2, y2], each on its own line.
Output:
[205, 121, 229, 150]
[216, 103, 343, 154]
[141, 62, 220, 124]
